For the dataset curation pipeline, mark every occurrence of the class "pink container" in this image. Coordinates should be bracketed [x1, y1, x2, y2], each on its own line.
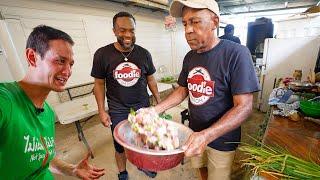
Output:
[114, 120, 193, 171]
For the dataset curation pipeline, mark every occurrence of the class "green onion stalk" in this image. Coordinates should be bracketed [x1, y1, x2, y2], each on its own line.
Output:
[239, 139, 320, 179]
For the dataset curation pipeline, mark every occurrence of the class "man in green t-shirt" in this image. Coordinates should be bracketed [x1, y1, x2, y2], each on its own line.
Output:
[0, 25, 105, 179]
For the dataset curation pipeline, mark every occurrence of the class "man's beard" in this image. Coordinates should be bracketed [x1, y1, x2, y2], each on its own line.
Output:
[117, 36, 136, 51]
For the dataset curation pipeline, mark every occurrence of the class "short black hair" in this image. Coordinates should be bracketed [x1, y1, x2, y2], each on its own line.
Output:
[224, 24, 234, 33]
[113, 11, 136, 28]
[26, 25, 74, 58]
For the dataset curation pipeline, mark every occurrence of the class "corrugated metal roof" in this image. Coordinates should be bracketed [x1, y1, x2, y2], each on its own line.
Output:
[107, 0, 318, 15]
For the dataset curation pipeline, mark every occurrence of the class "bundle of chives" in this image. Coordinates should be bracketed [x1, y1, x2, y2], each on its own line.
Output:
[239, 144, 320, 179]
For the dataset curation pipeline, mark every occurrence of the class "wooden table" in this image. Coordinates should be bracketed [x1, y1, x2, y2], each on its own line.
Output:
[263, 112, 320, 164]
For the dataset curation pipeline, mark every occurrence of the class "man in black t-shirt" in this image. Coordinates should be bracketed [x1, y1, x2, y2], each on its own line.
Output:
[153, 0, 260, 179]
[220, 24, 241, 44]
[91, 12, 160, 180]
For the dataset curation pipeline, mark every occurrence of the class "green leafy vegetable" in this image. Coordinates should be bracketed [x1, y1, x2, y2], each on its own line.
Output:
[239, 139, 320, 179]
[159, 113, 172, 120]
[130, 108, 136, 116]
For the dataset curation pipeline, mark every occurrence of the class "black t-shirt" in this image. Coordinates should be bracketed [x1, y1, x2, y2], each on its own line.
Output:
[91, 43, 156, 114]
[219, 35, 241, 44]
[178, 39, 260, 151]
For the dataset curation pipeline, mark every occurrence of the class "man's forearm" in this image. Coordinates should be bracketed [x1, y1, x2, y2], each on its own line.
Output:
[155, 86, 188, 113]
[202, 94, 253, 144]
[147, 75, 161, 103]
[94, 81, 106, 113]
[49, 157, 76, 176]
[150, 87, 161, 104]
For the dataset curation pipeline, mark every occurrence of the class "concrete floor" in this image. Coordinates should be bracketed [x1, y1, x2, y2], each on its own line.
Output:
[53, 101, 265, 180]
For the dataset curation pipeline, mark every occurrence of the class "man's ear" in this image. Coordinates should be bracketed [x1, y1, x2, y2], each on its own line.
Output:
[211, 14, 219, 30]
[113, 27, 116, 35]
[25, 48, 38, 67]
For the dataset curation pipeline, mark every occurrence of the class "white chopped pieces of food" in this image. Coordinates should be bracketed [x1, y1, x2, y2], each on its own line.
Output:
[128, 108, 179, 150]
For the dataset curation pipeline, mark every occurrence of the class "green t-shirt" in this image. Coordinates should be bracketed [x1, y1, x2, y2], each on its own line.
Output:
[0, 82, 55, 179]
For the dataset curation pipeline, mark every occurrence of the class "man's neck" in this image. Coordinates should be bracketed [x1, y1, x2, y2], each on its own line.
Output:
[196, 37, 220, 53]
[18, 80, 49, 108]
[114, 42, 133, 52]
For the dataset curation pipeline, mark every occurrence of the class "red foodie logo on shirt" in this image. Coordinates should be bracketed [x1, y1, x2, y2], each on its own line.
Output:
[187, 67, 214, 105]
[113, 62, 141, 87]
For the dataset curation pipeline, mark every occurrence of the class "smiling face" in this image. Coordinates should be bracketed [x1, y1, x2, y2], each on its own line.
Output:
[182, 7, 219, 53]
[28, 39, 74, 92]
[113, 16, 136, 51]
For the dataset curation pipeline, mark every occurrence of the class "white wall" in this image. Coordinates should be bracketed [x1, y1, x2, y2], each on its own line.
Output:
[0, 20, 26, 81]
[172, 23, 190, 75]
[0, 0, 190, 106]
[258, 37, 320, 112]
[256, 15, 320, 112]
[275, 13, 320, 38]
[0, 44, 13, 81]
